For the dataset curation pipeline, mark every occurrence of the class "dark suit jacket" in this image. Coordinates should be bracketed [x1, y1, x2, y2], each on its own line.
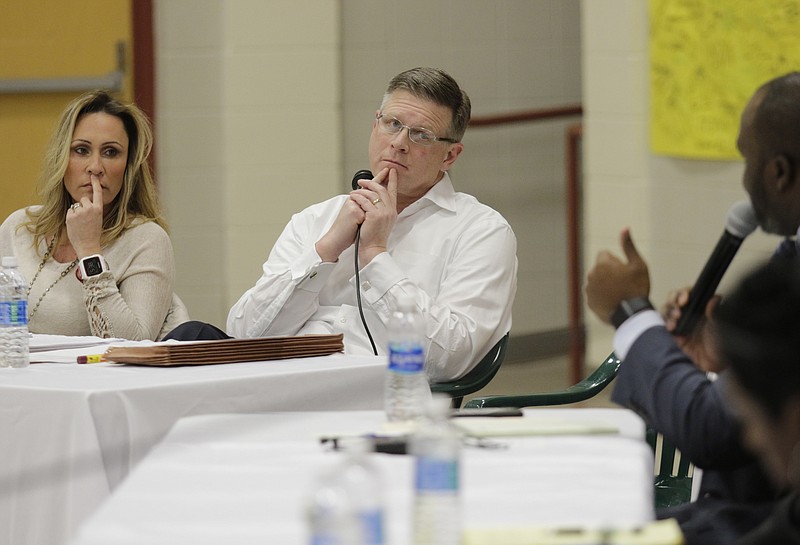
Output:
[738, 492, 800, 545]
[612, 325, 781, 544]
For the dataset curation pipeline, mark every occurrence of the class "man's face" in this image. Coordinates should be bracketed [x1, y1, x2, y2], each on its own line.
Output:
[368, 90, 463, 209]
[737, 91, 794, 236]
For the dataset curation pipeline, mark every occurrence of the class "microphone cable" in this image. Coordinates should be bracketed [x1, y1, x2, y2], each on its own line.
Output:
[351, 170, 378, 355]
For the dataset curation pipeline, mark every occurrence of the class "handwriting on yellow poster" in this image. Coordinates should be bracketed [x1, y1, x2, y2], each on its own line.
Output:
[650, 0, 800, 159]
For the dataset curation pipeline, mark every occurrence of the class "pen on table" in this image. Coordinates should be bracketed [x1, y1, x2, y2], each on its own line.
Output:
[77, 354, 107, 364]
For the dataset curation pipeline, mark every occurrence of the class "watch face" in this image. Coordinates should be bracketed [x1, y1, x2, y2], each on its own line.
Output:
[83, 256, 104, 276]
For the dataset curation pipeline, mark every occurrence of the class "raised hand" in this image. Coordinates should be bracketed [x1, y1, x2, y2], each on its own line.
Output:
[65, 174, 104, 258]
[585, 228, 651, 324]
[350, 167, 397, 265]
[315, 167, 398, 265]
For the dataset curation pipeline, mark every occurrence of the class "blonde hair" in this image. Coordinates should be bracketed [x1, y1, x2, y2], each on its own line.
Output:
[23, 90, 166, 253]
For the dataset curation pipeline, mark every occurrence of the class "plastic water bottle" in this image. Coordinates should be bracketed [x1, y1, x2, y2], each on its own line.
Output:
[385, 294, 431, 422]
[410, 395, 461, 545]
[0, 265, 9, 369]
[305, 467, 359, 545]
[0, 256, 30, 368]
[305, 438, 385, 545]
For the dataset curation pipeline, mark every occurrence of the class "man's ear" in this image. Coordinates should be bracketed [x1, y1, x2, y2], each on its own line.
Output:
[773, 153, 795, 192]
[440, 142, 463, 172]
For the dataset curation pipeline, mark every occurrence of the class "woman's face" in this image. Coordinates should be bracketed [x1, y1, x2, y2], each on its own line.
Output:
[727, 377, 800, 489]
[64, 112, 129, 207]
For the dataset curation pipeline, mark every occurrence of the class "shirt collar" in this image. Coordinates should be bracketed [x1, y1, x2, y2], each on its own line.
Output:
[400, 171, 457, 216]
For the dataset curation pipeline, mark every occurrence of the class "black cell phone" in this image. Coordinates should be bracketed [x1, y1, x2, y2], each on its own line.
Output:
[451, 407, 523, 417]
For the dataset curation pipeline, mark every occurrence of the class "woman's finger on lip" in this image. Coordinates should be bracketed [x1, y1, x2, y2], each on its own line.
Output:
[89, 175, 104, 204]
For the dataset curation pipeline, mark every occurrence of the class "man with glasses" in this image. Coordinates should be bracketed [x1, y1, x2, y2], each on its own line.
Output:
[227, 67, 517, 381]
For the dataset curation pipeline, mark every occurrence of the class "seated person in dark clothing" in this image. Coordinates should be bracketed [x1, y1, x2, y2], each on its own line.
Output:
[584, 71, 800, 544]
[715, 259, 800, 545]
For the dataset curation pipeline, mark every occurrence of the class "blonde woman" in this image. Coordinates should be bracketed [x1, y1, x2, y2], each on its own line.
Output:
[0, 90, 187, 340]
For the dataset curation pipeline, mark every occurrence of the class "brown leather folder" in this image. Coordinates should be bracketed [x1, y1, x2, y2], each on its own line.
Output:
[103, 334, 344, 366]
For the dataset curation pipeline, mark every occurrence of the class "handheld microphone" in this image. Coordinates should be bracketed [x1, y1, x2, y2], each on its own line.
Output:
[673, 200, 758, 337]
[352, 169, 373, 191]
[350, 169, 377, 355]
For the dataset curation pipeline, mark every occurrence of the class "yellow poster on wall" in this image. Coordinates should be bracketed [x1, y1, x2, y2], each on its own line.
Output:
[650, 0, 800, 159]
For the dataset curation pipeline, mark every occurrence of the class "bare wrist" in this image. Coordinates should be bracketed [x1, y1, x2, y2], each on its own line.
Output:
[359, 246, 386, 265]
[315, 240, 340, 263]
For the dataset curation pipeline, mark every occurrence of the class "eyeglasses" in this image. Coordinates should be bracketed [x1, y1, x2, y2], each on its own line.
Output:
[376, 114, 458, 146]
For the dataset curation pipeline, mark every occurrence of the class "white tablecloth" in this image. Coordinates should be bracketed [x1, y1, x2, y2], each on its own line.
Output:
[67, 409, 654, 545]
[0, 354, 385, 545]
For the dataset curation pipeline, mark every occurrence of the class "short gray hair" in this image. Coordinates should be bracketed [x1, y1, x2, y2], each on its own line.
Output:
[382, 67, 471, 142]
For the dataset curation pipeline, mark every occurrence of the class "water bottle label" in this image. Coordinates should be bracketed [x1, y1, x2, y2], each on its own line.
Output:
[0, 301, 27, 326]
[415, 457, 459, 492]
[310, 512, 382, 545]
[388, 345, 424, 373]
[359, 509, 384, 545]
[310, 535, 340, 545]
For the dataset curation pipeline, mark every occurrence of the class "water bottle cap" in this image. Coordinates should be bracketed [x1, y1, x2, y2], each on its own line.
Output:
[1, 256, 18, 268]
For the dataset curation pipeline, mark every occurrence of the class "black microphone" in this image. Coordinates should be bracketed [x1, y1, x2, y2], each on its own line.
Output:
[351, 169, 378, 355]
[673, 200, 758, 337]
[352, 169, 373, 191]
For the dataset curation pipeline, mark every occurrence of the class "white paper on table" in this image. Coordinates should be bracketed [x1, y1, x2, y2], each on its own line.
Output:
[453, 416, 619, 437]
[29, 336, 165, 364]
[30, 334, 125, 352]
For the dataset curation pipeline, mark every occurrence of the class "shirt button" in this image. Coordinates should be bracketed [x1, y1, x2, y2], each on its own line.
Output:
[361, 281, 371, 290]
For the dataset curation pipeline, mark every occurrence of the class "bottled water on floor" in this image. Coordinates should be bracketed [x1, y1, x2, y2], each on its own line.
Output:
[0, 256, 30, 368]
[385, 294, 430, 422]
[410, 395, 461, 545]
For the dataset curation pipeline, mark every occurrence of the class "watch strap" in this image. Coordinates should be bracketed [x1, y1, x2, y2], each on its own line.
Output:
[611, 296, 654, 329]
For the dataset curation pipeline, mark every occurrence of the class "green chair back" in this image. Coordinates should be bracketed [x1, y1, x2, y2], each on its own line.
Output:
[430, 333, 509, 408]
[463, 351, 694, 509]
[647, 428, 694, 508]
[463, 353, 621, 409]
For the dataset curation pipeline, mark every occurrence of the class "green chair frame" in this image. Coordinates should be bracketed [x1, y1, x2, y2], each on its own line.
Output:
[463, 352, 694, 509]
[647, 428, 694, 508]
[430, 333, 509, 408]
[463, 352, 621, 409]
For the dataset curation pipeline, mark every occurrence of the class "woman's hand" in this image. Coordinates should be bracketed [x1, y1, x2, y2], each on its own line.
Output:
[65, 174, 104, 258]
